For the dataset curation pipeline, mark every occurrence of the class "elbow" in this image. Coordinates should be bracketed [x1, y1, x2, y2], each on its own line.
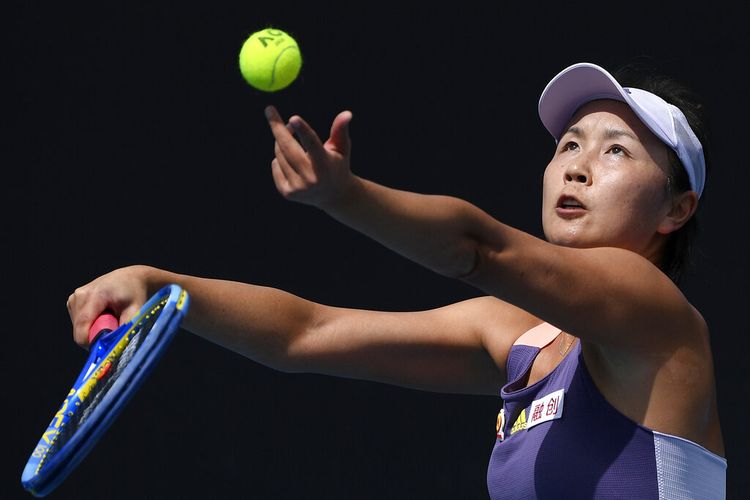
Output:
[265, 321, 326, 375]
[455, 239, 482, 279]
[441, 243, 481, 280]
[436, 201, 501, 280]
[252, 342, 307, 374]
[453, 241, 512, 293]
[263, 303, 329, 374]
[231, 325, 313, 375]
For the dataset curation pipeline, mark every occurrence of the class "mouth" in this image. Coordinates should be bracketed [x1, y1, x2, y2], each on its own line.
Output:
[555, 195, 587, 218]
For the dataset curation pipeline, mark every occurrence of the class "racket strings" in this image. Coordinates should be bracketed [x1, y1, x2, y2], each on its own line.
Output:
[77, 326, 145, 425]
[42, 301, 167, 465]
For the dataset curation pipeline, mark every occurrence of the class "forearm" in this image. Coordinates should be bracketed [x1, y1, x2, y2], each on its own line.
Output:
[267, 106, 503, 277]
[323, 176, 499, 277]
[322, 177, 576, 319]
[140, 266, 321, 370]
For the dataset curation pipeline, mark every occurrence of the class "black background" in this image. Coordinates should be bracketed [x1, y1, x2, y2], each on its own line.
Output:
[5, 2, 749, 499]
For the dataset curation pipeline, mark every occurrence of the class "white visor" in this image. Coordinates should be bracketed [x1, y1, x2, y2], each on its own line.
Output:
[538, 62, 705, 198]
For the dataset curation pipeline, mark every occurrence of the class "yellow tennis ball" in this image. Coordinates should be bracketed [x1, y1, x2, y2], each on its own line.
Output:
[238, 28, 302, 92]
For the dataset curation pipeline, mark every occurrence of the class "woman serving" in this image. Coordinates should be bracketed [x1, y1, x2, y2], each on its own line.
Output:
[67, 62, 725, 499]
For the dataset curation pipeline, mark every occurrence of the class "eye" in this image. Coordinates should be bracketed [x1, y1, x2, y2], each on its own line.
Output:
[560, 141, 579, 152]
[607, 145, 627, 156]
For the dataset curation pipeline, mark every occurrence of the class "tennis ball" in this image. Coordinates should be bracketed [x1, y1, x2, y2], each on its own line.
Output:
[238, 28, 302, 92]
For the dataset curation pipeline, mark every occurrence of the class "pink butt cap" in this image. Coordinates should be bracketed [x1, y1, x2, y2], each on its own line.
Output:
[88, 313, 119, 344]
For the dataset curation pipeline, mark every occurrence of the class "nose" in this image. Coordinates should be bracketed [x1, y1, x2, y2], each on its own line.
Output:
[563, 161, 591, 186]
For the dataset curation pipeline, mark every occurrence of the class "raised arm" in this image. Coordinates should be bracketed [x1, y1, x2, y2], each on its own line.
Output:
[266, 106, 705, 354]
[67, 265, 531, 395]
[266, 105, 482, 278]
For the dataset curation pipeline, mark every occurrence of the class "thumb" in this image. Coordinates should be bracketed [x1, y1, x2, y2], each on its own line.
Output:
[325, 110, 353, 157]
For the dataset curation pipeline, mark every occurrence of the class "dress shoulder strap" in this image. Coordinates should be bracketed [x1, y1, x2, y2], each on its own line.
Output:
[513, 321, 562, 348]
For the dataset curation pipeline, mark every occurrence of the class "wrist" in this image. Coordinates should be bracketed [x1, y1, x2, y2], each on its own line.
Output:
[319, 174, 366, 214]
[128, 265, 171, 296]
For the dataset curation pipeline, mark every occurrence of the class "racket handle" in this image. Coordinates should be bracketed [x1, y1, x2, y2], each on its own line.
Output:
[88, 313, 119, 345]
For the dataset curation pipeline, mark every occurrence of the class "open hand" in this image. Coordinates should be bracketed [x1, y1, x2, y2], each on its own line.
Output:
[265, 105, 356, 210]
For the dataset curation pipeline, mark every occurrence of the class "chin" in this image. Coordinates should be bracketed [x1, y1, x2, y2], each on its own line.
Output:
[548, 237, 587, 248]
[544, 228, 602, 249]
[544, 222, 583, 247]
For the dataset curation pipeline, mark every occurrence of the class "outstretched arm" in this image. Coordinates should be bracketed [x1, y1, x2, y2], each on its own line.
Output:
[67, 265, 525, 395]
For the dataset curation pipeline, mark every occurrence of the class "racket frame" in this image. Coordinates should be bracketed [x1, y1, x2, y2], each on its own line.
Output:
[21, 284, 189, 497]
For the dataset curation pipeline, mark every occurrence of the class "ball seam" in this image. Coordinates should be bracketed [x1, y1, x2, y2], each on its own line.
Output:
[270, 46, 300, 90]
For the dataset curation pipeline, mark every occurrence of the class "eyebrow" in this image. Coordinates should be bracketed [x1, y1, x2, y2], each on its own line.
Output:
[562, 126, 638, 141]
[603, 127, 638, 141]
[564, 126, 584, 138]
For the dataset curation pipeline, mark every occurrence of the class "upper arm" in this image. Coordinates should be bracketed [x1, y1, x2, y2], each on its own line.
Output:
[283, 296, 534, 396]
[462, 218, 704, 353]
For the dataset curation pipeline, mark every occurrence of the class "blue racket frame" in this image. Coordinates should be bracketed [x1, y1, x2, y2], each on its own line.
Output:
[21, 284, 189, 497]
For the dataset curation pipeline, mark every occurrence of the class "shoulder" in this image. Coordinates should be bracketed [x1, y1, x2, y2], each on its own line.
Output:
[465, 233, 699, 353]
[583, 290, 714, 402]
[582, 300, 721, 450]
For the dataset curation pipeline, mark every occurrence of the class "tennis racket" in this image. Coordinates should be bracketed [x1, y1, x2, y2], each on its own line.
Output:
[21, 283, 189, 497]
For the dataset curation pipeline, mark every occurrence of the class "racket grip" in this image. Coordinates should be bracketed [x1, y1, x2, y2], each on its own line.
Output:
[88, 313, 119, 345]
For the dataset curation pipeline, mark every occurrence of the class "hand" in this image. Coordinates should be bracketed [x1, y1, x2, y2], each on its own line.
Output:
[66, 265, 152, 348]
[265, 105, 356, 210]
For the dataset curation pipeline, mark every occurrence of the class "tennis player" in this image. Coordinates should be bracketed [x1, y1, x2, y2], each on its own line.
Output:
[67, 62, 726, 499]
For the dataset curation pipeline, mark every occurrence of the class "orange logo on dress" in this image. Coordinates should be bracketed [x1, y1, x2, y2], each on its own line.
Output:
[496, 408, 506, 440]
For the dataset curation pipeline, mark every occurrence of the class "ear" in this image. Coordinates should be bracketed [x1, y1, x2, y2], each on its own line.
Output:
[657, 190, 699, 235]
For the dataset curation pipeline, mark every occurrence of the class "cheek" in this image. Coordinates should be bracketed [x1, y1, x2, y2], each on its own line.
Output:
[600, 166, 655, 199]
[598, 171, 667, 221]
[541, 166, 558, 209]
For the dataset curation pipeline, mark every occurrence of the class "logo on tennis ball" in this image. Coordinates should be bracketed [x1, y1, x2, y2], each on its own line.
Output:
[239, 28, 302, 92]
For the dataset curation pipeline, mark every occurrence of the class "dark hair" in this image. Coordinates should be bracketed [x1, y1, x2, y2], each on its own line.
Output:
[613, 60, 711, 283]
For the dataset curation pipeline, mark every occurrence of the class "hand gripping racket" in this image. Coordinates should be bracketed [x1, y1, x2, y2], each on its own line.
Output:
[21, 284, 189, 497]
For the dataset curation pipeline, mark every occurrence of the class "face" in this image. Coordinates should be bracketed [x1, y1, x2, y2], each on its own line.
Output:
[541, 99, 674, 259]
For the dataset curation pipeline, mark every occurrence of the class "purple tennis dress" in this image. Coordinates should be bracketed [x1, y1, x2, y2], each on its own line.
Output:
[486, 323, 726, 499]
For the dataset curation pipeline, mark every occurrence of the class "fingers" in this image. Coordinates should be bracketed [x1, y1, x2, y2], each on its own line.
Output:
[271, 147, 305, 196]
[68, 287, 110, 348]
[66, 266, 150, 349]
[326, 110, 353, 157]
[271, 159, 292, 196]
[265, 105, 308, 168]
[274, 137, 306, 183]
[118, 304, 141, 329]
[287, 115, 327, 165]
[265, 105, 354, 204]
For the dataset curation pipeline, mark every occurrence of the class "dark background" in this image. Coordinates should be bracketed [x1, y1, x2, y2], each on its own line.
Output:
[5, 2, 748, 499]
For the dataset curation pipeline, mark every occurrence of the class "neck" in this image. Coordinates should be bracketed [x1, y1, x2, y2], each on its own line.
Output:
[642, 232, 669, 271]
